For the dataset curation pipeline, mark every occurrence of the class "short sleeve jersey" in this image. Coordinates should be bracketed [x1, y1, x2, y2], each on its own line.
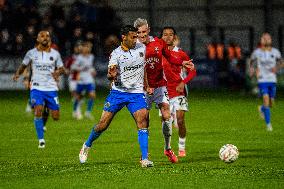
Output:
[72, 54, 95, 84]
[22, 48, 64, 91]
[251, 47, 281, 83]
[108, 43, 146, 93]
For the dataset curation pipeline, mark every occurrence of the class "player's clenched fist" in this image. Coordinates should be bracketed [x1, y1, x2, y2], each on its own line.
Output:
[107, 64, 117, 81]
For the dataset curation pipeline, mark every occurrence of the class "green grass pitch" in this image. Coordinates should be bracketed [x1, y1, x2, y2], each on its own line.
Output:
[0, 90, 284, 189]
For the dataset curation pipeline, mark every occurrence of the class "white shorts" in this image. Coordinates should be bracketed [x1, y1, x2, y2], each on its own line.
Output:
[170, 96, 189, 112]
[69, 80, 77, 92]
[159, 95, 189, 127]
[146, 86, 169, 110]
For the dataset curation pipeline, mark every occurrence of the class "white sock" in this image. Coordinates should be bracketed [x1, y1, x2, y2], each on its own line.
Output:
[162, 120, 172, 150]
[178, 137, 186, 151]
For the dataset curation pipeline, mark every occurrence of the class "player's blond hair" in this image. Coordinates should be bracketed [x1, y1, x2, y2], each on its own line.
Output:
[134, 18, 149, 28]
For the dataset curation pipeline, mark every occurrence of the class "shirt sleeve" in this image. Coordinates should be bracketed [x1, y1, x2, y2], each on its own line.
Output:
[250, 50, 257, 60]
[108, 50, 119, 67]
[159, 38, 183, 65]
[183, 69, 197, 84]
[275, 49, 282, 59]
[22, 50, 32, 65]
[71, 56, 81, 71]
[55, 51, 64, 68]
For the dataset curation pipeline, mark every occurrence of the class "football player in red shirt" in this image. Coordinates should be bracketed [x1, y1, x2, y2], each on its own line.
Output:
[161, 27, 196, 157]
[134, 18, 194, 163]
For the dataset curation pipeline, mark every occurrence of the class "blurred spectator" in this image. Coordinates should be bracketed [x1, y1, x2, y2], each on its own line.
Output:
[48, 0, 65, 21]
[25, 24, 36, 49]
[227, 41, 245, 90]
[12, 33, 26, 56]
[103, 34, 119, 56]
[0, 0, 122, 59]
[70, 27, 84, 51]
[0, 0, 13, 30]
[0, 28, 12, 54]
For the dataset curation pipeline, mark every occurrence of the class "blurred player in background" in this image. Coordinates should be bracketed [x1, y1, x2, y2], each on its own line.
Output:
[79, 25, 153, 167]
[72, 41, 96, 120]
[134, 18, 194, 163]
[13, 30, 65, 148]
[161, 27, 196, 157]
[65, 42, 82, 118]
[249, 33, 283, 131]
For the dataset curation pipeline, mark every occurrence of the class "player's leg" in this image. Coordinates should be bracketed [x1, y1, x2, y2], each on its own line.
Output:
[157, 87, 178, 163]
[73, 84, 83, 119]
[79, 90, 124, 163]
[79, 110, 115, 164]
[173, 96, 189, 157]
[85, 84, 96, 119]
[42, 105, 49, 131]
[176, 110, 186, 157]
[127, 93, 153, 167]
[258, 83, 272, 131]
[30, 90, 45, 148]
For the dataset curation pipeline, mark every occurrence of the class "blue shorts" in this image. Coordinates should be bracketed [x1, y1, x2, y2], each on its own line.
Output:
[76, 83, 95, 94]
[258, 82, 276, 98]
[103, 90, 147, 114]
[30, 89, 60, 110]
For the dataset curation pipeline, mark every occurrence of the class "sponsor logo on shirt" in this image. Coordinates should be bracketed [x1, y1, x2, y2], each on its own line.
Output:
[123, 64, 143, 72]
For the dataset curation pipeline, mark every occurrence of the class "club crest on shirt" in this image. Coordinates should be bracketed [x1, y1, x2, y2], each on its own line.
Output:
[31, 98, 36, 105]
[104, 102, 111, 108]
[154, 47, 159, 52]
[139, 52, 144, 57]
[50, 56, 54, 61]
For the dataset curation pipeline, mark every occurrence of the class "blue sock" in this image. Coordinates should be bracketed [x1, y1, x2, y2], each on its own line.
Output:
[73, 99, 79, 112]
[85, 126, 101, 147]
[261, 105, 271, 125]
[87, 98, 94, 112]
[138, 129, 149, 160]
[34, 117, 44, 139]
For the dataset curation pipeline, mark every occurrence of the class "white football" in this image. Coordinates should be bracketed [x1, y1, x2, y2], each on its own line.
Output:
[219, 144, 239, 163]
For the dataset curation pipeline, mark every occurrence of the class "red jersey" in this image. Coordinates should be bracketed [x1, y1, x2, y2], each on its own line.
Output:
[163, 47, 196, 99]
[64, 55, 78, 80]
[145, 37, 183, 88]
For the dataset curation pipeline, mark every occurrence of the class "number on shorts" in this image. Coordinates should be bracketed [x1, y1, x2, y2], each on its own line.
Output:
[178, 97, 187, 106]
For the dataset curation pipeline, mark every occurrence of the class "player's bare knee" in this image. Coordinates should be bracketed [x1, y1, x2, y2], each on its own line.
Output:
[89, 92, 95, 99]
[34, 107, 43, 117]
[162, 113, 171, 121]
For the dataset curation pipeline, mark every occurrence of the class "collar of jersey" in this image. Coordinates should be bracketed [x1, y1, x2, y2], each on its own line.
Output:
[120, 43, 129, 52]
[36, 46, 51, 52]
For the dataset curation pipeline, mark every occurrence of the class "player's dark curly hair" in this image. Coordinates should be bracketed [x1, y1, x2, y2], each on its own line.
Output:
[160, 26, 177, 37]
[120, 25, 138, 36]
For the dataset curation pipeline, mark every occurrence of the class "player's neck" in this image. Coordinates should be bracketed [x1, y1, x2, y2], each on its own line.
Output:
[261, 46, 272, 51]
[121, 42, 130, 51]
[168, 45, 175, 50]
[37, 45, 51, 52]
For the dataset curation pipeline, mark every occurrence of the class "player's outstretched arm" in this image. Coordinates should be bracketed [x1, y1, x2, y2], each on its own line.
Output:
[13, 64, 27, 81]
